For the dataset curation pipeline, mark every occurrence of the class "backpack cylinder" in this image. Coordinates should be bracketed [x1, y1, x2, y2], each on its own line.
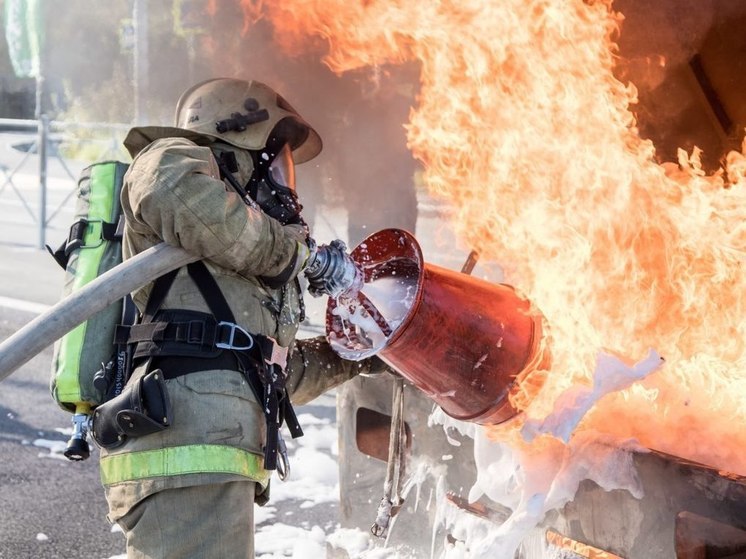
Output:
[50, 161, 129, 413]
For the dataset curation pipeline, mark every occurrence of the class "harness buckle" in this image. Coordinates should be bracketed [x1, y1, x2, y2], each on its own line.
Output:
[266, 337, 288, 369]
[216, 321, 254, 351]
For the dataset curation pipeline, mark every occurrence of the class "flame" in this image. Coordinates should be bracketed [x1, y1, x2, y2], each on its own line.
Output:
[240, 0, 746, 473]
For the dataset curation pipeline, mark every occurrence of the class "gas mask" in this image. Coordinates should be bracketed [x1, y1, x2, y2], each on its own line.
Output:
[214, 141, 306, 230]
[248, 142, 304, 227]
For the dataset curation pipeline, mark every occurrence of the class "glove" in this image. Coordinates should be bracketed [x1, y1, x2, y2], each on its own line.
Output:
[259, 225, 311, 289]
[304, 238, 363, 298]
[283, 223, 310, 243]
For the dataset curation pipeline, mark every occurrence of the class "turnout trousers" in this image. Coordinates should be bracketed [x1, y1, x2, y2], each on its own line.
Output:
[117, 480, 257, 559]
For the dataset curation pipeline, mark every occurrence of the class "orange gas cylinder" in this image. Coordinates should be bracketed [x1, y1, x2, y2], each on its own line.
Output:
[326, 228, 549, 425]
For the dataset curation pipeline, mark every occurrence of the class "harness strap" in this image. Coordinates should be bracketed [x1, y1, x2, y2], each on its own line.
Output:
[47, 215, 125, 270]
[127, 259, 303, 471]
[151, 352, 267, 430]
[120, 310, 224, 360]
[150, 349, 302, 471]
[185, 261, 236, 322]
[142, 267, 179, 322]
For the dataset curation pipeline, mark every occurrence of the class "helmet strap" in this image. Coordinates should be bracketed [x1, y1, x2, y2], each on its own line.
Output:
[213, 149, 250, 201]
[215, 150, 239, 174]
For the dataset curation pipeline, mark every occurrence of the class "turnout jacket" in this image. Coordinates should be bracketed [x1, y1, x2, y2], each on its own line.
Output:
[101, 136, 375, 522]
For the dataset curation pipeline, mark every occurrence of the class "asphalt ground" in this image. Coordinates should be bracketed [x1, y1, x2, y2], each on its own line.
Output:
[0, 278, 125, 558]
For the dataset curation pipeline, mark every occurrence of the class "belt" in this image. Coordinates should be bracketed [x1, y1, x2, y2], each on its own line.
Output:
[150, 352, 244, 379]
[120, 309, 283, 364]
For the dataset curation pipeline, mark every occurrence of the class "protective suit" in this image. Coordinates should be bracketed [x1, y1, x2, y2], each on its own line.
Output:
[99, 79, 382, 558]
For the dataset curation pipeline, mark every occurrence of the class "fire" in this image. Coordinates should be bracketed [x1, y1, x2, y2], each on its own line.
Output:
[240, 0, 746, 474]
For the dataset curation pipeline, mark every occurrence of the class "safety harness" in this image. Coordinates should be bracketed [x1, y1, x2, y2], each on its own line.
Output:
[114, 260, 303, 474]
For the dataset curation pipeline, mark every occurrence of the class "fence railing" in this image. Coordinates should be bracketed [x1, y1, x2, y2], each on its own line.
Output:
[0, 116, 131, 249]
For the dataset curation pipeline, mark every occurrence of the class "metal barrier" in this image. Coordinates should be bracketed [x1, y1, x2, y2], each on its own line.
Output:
[0, 116, 131, 249]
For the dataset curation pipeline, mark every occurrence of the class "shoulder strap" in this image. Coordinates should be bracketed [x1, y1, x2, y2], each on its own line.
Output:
[185, 261, 236, 323]
[141, 260, 235, 323]
[142, 268, 179, 322]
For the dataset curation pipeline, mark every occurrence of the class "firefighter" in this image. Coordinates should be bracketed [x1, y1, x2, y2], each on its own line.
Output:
[95, 78, 387, 558]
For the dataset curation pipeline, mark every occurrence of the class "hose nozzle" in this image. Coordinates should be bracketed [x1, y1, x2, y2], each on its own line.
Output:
[304, 239, 363, 299]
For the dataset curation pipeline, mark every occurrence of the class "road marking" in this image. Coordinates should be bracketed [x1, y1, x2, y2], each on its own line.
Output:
[0, 295, 50, 314]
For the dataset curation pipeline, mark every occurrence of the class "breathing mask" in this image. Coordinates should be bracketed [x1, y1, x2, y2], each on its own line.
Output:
[248, 142, 304, 227]
[213, 140, 305, 228]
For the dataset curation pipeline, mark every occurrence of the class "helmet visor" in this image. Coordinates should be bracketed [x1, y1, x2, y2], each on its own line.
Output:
[268, 143, 296, 191]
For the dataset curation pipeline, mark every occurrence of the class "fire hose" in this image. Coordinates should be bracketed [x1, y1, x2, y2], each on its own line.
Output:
[0, 243, 198, 382]
[0, 237, 362, 462]
[0, 238, 365, 382]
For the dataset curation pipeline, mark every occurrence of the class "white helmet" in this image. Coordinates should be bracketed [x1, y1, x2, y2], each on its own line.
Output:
[124, 78, 322, 163]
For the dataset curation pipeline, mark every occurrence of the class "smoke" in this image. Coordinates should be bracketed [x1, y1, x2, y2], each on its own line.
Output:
[200, 7, 422, 244]
[17, 1, 422, 245]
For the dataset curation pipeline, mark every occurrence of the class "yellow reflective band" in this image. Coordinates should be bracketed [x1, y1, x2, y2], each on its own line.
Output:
[100, 444, 270, 488]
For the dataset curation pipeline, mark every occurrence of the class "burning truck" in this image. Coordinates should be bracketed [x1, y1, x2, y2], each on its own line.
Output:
[245, 0, 746, 557]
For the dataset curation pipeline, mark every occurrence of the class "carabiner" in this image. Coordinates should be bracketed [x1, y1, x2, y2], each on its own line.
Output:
[216, 321, 254, 351]
[277, 435, 291, 481]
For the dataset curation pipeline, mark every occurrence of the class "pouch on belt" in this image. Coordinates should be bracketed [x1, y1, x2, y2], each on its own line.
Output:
[91, 369, 172, 449]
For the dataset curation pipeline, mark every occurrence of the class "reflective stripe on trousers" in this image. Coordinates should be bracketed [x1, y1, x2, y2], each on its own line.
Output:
[100, 444, 271, 489]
